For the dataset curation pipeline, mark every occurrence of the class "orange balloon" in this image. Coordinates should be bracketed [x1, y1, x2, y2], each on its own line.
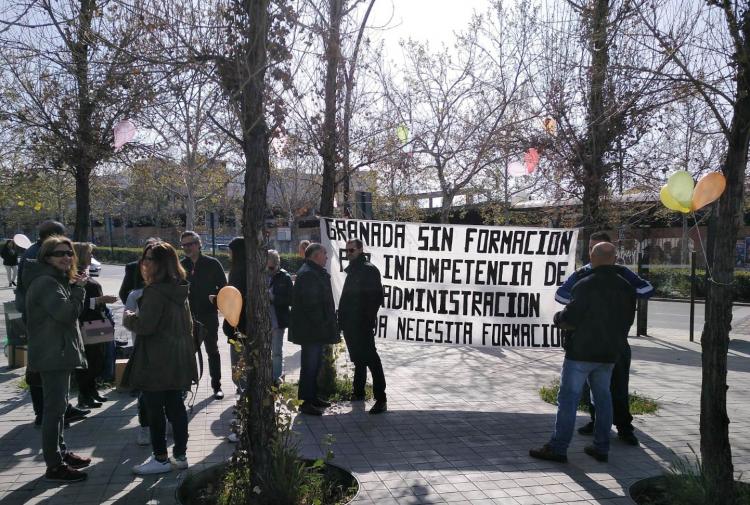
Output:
[691, 172, 726, 211]
[217, 286, 243, 327]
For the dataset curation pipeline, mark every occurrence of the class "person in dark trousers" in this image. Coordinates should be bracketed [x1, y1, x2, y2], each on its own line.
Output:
[25, 236, 92, 482]
[338, 239, 387, 414]
[180, 231, 227, 399]
[267, 249, 293, 385]
[530, 242, 636, 463]
[289, 243, 340, 416]
[15, 220, 89, 427]
[119, 237, 161, 304]
[123, 242, 198, 475]
[555, 231, 654, 446]
[73, 242, 117, 409]
[1, 239, 19, 286]
[119, 237, 162, 446]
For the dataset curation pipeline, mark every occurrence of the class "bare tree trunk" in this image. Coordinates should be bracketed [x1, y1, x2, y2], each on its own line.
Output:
[73, 166, 92, 241]
[319, 0, 343, 218]
[214, 0, 276, 486]
[700, 96, 750, 505]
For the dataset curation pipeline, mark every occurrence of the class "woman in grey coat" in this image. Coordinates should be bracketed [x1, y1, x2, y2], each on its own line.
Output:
[25, 236, 91, 483]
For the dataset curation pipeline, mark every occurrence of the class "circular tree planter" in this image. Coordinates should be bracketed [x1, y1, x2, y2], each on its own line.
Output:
[176, 460, 360, 505]
[630, 475, 750, 504]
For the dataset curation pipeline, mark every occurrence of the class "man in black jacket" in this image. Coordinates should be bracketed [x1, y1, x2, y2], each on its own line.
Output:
[289, 243, 340, 415]
[338, 239, 386, 414]
[180, 231, 227, 399]
[530, 242, 636, 463]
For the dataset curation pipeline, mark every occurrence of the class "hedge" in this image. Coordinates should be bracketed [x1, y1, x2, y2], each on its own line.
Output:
[92, 246, 306, 273]
[644, 267, 750, 303]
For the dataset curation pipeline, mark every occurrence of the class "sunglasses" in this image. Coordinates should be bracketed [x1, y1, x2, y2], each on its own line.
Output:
[181, 241, 199, 248]
[48, 250, 74, 258]
[346, 248, 359, 253]
[142, 256, 155, 262]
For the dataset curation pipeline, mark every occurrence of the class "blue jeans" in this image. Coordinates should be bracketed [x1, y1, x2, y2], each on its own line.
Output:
[298, 344, 323, 401]
[549, 358, 614, 455]
[272, 328, 284, 382]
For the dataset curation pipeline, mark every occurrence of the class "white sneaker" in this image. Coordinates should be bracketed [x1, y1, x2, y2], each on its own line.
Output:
[132, 456, 172, 475]
[227, 432, 239, 443]
[137, 427, 150, 446]
[171, 456, 188, 470]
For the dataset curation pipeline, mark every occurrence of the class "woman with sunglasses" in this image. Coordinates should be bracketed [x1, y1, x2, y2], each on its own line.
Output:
[122, 242, 198, 475]
[25, 236, 91, 483]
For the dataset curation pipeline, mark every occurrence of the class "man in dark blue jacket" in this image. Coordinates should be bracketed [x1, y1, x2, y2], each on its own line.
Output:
[556, 231, 652, 445]
[530, 242, 636, 463]
[289, 243, 340, 415]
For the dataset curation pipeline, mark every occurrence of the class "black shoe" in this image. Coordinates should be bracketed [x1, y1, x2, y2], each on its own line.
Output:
[78, 396, 102, 409]
[369, 400, 387, 415]
[577, 421, 594, 435]
[584, 445, 609, 462]
[617, 431, 639, 446]
[529, 444, 568, 463]
[65, 404, 89, 423]
[34, 415, 42, 428]
[63, 452, 91, 469]
[214, 389, 224, 400]
[312, 398, 331, 408]
[44, 464, 87, 483]
[92, 391, 108, 402]
[299, 402, 324, 416]
[349, 393, 365, 402]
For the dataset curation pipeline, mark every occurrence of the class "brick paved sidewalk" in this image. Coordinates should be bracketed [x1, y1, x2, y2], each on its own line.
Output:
[1, 281, 749, 504]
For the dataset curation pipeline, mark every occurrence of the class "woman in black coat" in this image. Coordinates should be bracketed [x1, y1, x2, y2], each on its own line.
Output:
[73, 243, 117, 408]
[1, 239, 19, 286]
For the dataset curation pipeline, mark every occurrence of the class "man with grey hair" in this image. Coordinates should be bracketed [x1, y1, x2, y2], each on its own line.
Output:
[289, 243, 340, 415]
[267, 249, 293, 384]
[530, 242, 636, 464]
[180, 230, 227, 399]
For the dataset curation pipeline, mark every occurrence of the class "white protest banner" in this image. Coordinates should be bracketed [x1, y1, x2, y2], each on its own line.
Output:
[321, 218, 578, 349]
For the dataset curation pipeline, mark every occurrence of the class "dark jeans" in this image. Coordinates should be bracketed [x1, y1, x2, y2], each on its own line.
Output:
[75, 343, 106, 397]
[142, 390, 188, 458]
[583, 343, 634, 434]
[298, 344, 323, 402]
[196, 313, 221, 391]
[345, 328, 386, 401]
[27, 371, 43, 417]
[40, 370, 70, 468]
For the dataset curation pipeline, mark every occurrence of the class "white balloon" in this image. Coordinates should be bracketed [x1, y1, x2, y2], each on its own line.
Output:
[12, 233, 32, 249]
[113, 120, 137, 152]
[507, 160, 527, 177]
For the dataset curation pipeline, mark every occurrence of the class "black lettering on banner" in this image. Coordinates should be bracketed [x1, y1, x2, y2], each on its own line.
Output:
[418, 226, 454, 251]
[544, 261, 569, 286]
[377, 315, 388, 339]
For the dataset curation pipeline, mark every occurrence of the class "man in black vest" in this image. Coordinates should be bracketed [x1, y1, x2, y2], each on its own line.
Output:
[180, 231, 227, 399]
[530, 242, 636, 463]
[338, 239, 387, 414]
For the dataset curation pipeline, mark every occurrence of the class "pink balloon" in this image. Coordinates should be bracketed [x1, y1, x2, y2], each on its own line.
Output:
[113, 120, 136, 152]
[507, 160, 527, 177]
[524, 148, 540, 174]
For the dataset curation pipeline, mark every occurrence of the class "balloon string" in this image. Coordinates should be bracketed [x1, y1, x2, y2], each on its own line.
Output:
[691, 212, 734, 287]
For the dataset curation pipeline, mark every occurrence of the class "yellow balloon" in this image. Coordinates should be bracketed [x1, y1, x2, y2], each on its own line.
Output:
[660, 185, 690, 213]
[691, 172, 726, 211]
[666, 170, 694, 208]
[217, 285, 243, 328]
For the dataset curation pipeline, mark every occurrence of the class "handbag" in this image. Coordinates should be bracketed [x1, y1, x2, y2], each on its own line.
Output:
[80, 318, 115, 345]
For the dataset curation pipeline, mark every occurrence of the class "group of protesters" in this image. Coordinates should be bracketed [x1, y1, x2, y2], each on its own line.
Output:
[13, 217, 653, 483]
[13, 220, 388, 483]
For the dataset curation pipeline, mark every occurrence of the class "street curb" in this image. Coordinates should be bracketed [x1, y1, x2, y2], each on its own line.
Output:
[650, 297, 750, 307]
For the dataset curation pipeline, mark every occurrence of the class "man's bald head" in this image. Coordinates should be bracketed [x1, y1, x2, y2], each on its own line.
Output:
[590, 242, 616, 268]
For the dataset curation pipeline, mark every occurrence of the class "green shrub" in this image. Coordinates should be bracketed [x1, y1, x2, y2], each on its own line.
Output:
[644, 267, 750, 302]
[539, 379, 658, 415]
[279, 376, 373, 403]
